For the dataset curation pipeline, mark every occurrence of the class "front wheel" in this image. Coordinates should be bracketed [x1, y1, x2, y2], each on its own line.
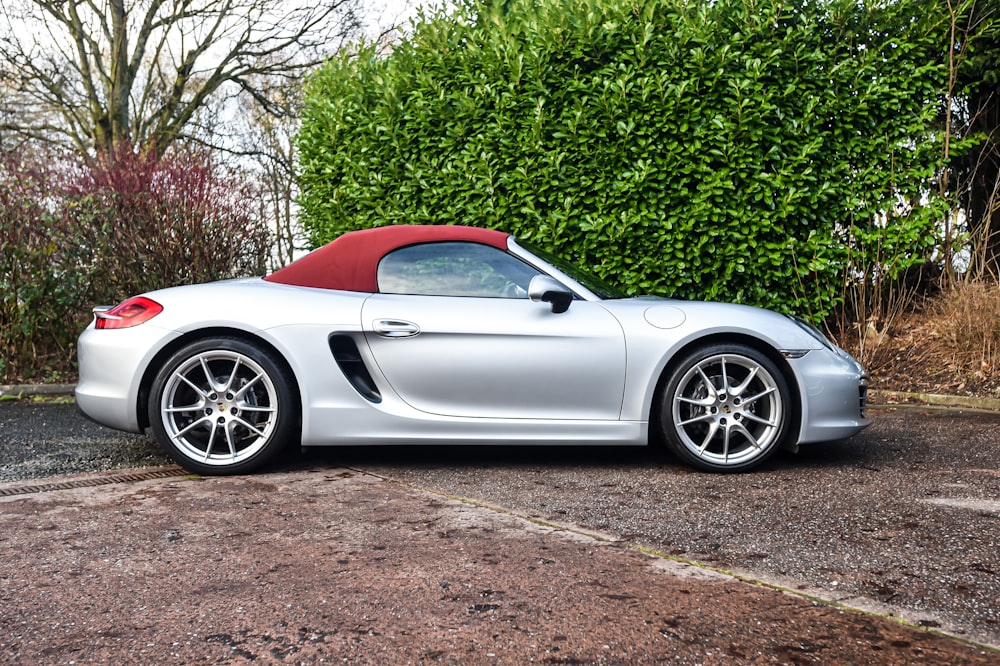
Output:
[661, 344, 792, 472]
[148, 337, 298, 475]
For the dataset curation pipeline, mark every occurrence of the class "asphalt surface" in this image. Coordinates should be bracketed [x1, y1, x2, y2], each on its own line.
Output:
[0, 401, 165, 481]
[1, 400, 999, 656]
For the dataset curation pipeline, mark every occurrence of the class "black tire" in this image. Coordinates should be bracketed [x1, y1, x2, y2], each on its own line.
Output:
[661, 343, 791, 472]
[148, 337, 298, 475]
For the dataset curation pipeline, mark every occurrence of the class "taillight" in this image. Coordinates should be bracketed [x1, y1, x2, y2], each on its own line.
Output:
[94, 296, 164, 329]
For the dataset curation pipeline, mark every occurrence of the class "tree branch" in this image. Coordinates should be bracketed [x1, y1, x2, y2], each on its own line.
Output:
[0, 0, 369, 156]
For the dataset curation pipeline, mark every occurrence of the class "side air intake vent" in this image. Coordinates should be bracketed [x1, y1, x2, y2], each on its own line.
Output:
[329, 335, 382, 403]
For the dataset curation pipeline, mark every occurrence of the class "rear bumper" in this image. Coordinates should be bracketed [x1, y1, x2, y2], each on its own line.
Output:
[75, 323, 179, 433]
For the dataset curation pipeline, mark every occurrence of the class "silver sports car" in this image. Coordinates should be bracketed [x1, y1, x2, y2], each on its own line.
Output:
[76, 225, 870, 474]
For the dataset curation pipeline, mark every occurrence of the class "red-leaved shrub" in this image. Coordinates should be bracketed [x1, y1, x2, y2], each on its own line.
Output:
[1, 146, 269, 382]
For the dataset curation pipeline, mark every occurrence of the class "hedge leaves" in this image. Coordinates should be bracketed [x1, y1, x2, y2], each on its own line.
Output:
[297, 0, 949, 319]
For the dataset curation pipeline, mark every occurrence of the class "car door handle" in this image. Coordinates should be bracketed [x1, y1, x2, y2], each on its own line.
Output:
[373, 319, 420, 338]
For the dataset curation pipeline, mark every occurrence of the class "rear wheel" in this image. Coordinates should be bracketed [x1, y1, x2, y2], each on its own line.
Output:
[148, 337, 297, 475]
[661, 344, 791, 472]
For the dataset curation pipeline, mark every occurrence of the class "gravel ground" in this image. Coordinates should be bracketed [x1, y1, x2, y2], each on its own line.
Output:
[313, 407, 1000, 649]
[3, 468, 995, 664]
[1, 401, 999, 653]
[0, 401, 164, 481]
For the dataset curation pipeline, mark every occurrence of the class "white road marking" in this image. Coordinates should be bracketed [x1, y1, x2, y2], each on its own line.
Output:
[922, 498, 1000, 514]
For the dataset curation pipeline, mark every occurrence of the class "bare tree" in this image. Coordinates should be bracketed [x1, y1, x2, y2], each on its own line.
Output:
[937, 0, 1000, 281]
[0, 0, 366, 157]
[214, 11, 410, 268]
[228, 73, 303, 268]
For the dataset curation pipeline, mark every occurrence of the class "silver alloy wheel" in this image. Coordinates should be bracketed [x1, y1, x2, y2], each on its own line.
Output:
[670, 352, 783, 467]
[159, 350, 279, 467]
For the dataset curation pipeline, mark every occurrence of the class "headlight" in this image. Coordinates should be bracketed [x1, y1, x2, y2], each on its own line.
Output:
[788, 315, 839, 353]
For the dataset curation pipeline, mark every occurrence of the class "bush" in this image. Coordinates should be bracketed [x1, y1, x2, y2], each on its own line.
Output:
[69, 148, 270, 302]
[0, 148, 269, 383]
[0, 153, 86, 381]
[298, 0, 951, 320]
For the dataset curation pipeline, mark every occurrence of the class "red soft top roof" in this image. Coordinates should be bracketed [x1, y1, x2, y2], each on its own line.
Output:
[264, 225, 511, 293]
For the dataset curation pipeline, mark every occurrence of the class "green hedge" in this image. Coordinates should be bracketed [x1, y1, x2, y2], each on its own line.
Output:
[297, 0, 950, 319]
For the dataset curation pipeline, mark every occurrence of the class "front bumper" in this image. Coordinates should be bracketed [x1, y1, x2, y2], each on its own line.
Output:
[790, 347, 871, 444]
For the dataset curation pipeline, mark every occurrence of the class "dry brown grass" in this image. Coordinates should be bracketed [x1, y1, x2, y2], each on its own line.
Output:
[862, 281, 1000, 397]
[926, 281, 1000, 372]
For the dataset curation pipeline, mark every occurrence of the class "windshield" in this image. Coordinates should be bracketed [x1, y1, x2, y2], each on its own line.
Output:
[515, 239, 627, 300]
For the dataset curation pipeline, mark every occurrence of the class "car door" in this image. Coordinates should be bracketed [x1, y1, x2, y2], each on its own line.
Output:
[360, 242, 626, 421]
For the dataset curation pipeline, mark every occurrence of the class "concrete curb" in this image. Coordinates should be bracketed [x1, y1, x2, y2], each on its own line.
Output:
[869, 389, 1000, 412]
[0, 383, 76, 399]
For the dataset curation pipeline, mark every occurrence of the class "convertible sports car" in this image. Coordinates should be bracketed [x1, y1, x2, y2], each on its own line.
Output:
[76, 224, 870, 475]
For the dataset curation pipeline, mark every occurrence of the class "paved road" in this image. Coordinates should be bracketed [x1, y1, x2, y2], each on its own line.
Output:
[2, 401, 999, 649]
[0, 401, 165, 481]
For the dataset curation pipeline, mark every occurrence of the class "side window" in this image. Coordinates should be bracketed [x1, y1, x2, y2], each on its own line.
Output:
[377, 242, 541, 298]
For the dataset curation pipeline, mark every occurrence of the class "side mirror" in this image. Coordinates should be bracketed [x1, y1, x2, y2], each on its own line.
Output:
[528, 275, 573, 314]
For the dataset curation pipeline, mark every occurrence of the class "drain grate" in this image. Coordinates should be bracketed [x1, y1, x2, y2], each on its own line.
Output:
[0, 466, 190, 497]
